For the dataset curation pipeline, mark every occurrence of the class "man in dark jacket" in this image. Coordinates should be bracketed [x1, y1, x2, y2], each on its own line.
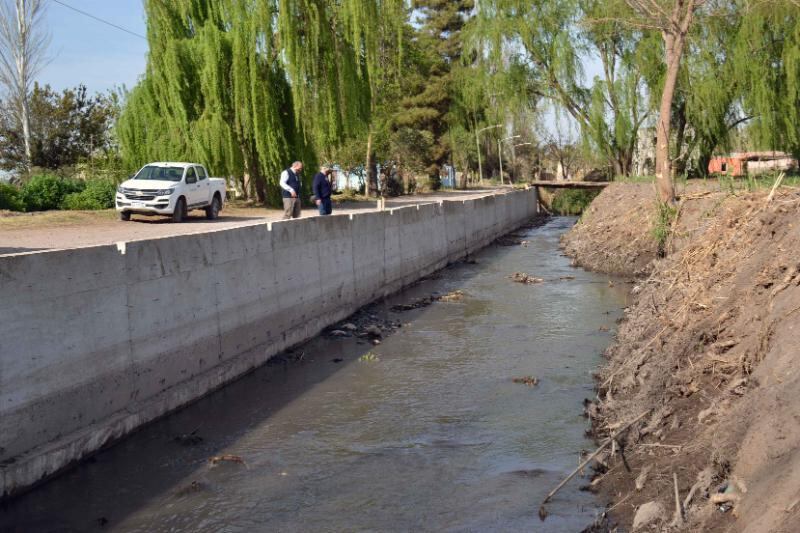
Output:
[312, 166, 334, 216]
[280, 161, 304, 219]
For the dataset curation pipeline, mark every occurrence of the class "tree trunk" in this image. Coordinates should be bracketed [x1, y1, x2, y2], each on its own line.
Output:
[242, 147, 265, 203]
[253, 165, 266, 204]
[655, 32, 685, 203]
[366, 129, 378, 197]
[239, 174, 249, 200]
[16, 0, 31, 170]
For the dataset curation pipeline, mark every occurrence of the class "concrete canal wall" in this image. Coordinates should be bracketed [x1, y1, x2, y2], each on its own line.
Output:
[0, 189, 538, 497]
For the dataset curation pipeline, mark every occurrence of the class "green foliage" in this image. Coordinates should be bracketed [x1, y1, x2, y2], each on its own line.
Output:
[736, 2, 800, 157]
[118, 0, 403, 204]
[471, 0, 647, 176]
[0, 84, 118, 172]
[20, 174, 85, 211]
[60, 179, 116, 210]
[651, 201, 677, 256]
[0, 182, 24, 211]
[550, 189, 600, 215]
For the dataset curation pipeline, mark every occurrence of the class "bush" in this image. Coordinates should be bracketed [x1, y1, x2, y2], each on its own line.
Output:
[0, 182, 25, 211]
[60, 179, 116, 210]
[20, 174, 85, 211]
[551, 189, 600, 215]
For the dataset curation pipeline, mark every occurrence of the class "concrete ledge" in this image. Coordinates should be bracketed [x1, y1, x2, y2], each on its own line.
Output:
[0, 188, 539, 498]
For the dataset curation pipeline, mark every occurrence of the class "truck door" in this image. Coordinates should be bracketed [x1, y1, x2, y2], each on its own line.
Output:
[184, 167, 202, 206]
[195, 165, 211, 205]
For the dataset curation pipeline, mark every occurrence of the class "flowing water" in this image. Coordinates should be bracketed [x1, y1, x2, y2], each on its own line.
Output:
[0, 217, 629, 533]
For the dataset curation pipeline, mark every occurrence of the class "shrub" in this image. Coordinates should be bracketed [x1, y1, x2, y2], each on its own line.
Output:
[20, 174, 85, 211]
[0, 182, 25, 211]
[551, 189, 600, 215]
[60, 179, 116, 210]
[651, 201, 677, 257]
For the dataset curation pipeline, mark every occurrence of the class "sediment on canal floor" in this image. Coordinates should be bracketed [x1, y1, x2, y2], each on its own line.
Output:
[0, 189, 538, 499]
[563, 182, 800, 532]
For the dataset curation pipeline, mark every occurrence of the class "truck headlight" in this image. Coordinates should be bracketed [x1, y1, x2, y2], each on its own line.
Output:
[156, 188, 176, 196]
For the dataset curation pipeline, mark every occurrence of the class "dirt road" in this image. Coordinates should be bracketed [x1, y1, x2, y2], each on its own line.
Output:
[0, 190, 502, 255]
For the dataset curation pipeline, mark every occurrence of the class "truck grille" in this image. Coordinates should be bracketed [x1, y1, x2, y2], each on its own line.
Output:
[124, 189, 159, 201]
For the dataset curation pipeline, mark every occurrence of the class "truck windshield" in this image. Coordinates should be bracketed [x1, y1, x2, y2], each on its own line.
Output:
[134, 165, 185, 182]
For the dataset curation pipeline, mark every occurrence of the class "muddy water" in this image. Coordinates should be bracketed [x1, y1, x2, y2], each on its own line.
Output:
[0, 217, 629, 533]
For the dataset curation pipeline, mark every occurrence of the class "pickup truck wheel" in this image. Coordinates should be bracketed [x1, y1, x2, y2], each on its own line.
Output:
[205, 195, 221, 220]
[172, 197, 187, 223]
[119, 211, 131, 221]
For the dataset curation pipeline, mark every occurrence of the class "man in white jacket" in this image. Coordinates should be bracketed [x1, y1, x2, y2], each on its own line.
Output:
[280, 161, 304, 219]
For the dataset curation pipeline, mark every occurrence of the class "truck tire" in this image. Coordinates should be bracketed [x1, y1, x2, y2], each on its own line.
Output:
[205, 195, 221, 220]
[172, 197, 187, 223]
[119, 211, 131, 221]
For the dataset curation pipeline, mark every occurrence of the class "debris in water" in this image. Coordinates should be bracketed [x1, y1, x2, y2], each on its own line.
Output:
[340, 323, 357, 332]
[438, 290, 465, 302]
[174, 427, 203, 446]
[598, 326, 610, 332]
[511, 272, 544, 284]
[97, 517, 109, 527]
[391, 290, 466, 311]
[175, 480, 208, 496]
[560, 275, 576, 281]
[328, 329, 351, 337]
[371, 339, 381, 345]
[538, 505, 548, 520]
[359, 352, 379, 362]
[208, 454, 246, 467]
[512, 376, 540, 387]
[331, 358, 344, 363]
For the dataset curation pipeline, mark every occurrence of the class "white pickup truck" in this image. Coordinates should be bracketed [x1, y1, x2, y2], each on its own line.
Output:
[115, 162, 226, 222]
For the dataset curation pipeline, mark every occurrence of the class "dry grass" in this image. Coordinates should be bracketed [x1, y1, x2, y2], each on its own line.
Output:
[0, 209, 119, 229]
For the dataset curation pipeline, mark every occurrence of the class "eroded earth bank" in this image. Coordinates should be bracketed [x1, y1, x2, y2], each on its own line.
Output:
[562, 182, 800, 532]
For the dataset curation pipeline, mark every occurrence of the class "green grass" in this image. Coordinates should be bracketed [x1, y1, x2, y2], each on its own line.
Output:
[612, 175, 655, 184]
[550, 188, 601, 215]
[651, 201, 678, 257]
[713, 172, 800, 194]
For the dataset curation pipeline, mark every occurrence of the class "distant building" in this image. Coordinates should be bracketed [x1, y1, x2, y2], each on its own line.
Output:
[709, 152, 798, 177]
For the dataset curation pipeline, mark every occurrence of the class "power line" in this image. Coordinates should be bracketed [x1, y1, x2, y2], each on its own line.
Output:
[50, 0, 147, 41]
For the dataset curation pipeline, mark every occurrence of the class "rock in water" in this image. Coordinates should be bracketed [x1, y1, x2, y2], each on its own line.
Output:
[364, 325, 382, 337]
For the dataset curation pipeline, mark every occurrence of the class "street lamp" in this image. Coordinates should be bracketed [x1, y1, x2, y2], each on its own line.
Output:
[498, 135, 520, 185]
[476, 124, 501, 184]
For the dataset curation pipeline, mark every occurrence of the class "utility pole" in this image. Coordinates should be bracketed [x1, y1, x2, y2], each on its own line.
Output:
[476, 124, 501, 184]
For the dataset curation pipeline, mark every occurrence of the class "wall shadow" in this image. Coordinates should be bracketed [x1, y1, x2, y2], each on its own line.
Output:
[0, 219, 547, 533]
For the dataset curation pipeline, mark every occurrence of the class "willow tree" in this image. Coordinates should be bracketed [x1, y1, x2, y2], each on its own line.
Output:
[736, 1, 800, 156]
[118, 0, 403, 203]
[471, 0, 651, 178]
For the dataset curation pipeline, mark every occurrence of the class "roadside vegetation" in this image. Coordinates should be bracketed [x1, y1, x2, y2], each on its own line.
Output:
[0, 174, 116, 212]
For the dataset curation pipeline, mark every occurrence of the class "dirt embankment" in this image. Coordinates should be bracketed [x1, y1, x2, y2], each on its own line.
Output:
[562, 182, 800, 532]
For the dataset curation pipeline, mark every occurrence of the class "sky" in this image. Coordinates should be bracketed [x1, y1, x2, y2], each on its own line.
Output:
[39, 0, 148, 94]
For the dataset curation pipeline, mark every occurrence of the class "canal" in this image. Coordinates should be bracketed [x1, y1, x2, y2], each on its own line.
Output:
[0, 217, 629, 532]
